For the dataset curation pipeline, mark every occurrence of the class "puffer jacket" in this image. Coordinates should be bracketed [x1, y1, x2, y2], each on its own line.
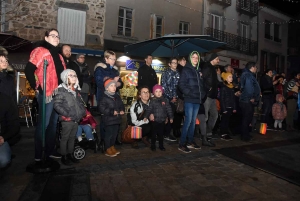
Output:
[144, 97, 173, 123]
[98, 92, 125, 126]
[53, 87, 86, 122]
[178, 51, 207, 104]
[220, 83, 236, 112]
[201, 61, 218, 99]
[239, 68, 261, 104]
[272, 94, 287, 120]
[161, 68, 180, 100]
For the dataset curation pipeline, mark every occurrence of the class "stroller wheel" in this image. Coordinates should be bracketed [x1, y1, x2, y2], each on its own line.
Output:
[73, 146, 86, 160]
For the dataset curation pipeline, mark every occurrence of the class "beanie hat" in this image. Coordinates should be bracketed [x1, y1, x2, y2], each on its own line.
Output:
[287, 80, 296, 92]
[152, 84, 164, 94]
[76, 53, 85, 59]
[104, 78, 117, 90]
[221, 72, 232, 81]
[209, 53, 218, 62]
[60, 69, 80, 90]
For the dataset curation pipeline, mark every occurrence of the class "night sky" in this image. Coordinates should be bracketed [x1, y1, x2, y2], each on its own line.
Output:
[260, 0, 300, 18]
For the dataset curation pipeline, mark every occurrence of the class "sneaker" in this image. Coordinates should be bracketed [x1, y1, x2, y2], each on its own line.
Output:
[49, 152, 62, 159]
[178, 144, 191, 153]
[187, 142, 201, 150]
[220, 134, 233, 141]
[164, 135, 177, 142]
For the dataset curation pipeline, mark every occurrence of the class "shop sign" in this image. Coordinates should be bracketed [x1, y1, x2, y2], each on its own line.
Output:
[126, 60, 167, 72]
[231, 59, 239, 68]
[218, 56, 231, 66]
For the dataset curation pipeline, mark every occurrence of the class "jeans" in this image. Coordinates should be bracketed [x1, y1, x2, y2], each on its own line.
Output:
[0, 142, 11, 168]
[261, 95, 274, 125]
[180, 102, 200, 145]
[35, 93, 58, 160]
[76, 125, 94, 140]
[60, 121, 78, 155]
[104, 124, 119, 150]
[240, 102, 254, 140]
[203, 97, 218, 134]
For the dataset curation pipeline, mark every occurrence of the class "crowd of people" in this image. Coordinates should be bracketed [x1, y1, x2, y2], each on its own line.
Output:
[1, 27, 300, 169]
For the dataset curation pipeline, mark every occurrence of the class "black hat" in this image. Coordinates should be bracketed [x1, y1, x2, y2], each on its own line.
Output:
[209, 53, 218, 62]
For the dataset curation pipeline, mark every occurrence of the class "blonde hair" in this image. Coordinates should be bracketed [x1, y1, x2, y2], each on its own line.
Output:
[104, 50, 116, 59]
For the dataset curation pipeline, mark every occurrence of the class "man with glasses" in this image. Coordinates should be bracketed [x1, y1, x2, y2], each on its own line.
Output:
[137, 55, 158, 92]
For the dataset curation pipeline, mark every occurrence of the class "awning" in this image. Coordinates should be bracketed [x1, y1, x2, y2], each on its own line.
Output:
[0, 33, 32, 53]
[71, 48, 104, 57]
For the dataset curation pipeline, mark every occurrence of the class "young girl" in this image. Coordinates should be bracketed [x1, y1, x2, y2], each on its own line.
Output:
[54, 69, 86, 166]
[144, 84, 173, 151]
[272, 94, 287, 131]
[99, 78, 125, 157]
[219, 72, 236, 141]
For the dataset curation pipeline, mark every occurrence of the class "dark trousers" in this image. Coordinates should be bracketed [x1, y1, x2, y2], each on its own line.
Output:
[104, 124, 119, 150]
[141, 123, 151, 138]
[60, 121, 78, 155]
[261, 95, 274, 126]
[220, 108, 233, 135]
[165, 102, 183, 137]
[151, 121, 165, 148]
[240, 102, 254, 140]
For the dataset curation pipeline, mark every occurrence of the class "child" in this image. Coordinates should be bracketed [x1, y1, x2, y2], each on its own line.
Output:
[54, 69, 86, 166]
[219, 72, 236, 141]
[76, 109, 97, 149]
[144, 84, 173, 151]
[99, 78, 125, 157]
[272, 94, 287, 131]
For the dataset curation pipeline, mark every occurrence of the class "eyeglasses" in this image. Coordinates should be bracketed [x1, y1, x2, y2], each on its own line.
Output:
[141, 91, 149, 94]
[0, 60, 8, 64]
[68, 74, 77, 78]
[109, 58, 116, 61]
[49, 34, 60, 39]
[79, 56, 85, 59]
[171, 62, 178, 65]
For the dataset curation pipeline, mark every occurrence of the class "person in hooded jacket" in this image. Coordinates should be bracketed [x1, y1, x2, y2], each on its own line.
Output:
[201, 53, 220, 137]
[0, 54, 16, 104]
[25, 28, 66, 163]
[178, 51, 208, 153]
[53, 69, 86, 165]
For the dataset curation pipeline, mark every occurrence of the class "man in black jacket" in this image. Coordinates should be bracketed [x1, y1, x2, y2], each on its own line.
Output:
[137, 55, 158, 92]
[201, 53, 220, 137]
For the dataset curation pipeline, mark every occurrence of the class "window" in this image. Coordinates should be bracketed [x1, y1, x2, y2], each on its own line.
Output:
[211, 14, 222, 39]
[264, 20, 272, 40]
[241, 24, 248, 38]
[57, 7, 86, 46]
[150, 14, 164, 39]
[118, 7, 133, 37]
[179, 21, 190, 34]
[274, 24, 281, 43]
[240, 23, 249, 51]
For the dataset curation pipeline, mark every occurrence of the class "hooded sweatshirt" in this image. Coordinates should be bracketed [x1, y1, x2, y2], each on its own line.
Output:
[201, 54, 219, 99]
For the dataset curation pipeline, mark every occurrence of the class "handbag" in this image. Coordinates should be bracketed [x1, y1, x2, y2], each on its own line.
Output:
[176, 98, 184, 113]
[121, 125, 135, 143]
[131, 126, 142, 139]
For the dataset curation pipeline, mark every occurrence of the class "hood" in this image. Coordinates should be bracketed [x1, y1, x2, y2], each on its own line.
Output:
[276, 94, 284, 102]
[94, 61, 118, 71]
[60, 69, 80, 90]
[187, 51, 201, 70]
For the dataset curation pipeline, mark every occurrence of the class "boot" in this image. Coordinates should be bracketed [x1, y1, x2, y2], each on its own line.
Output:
[67, 153, 80, 163]
[105, 147, 117, 157]
[142, 137, 151, 147]
[61, 155, 72, 166]
[202, 135, 216, 147]
[194, 125, 200, 138]
[111, 145, 120, 155]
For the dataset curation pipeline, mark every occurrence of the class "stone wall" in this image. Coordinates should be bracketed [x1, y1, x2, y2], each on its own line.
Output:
[4, 0, 105, 48]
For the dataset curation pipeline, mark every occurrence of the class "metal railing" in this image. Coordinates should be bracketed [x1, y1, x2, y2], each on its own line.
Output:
[205, 27, 257, 55]
[210, 0, 231, 6]
[236, 0, 258, 16]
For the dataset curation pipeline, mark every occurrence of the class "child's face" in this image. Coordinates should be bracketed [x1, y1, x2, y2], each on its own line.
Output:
[68, 73, 77, 85]
[107, 83, 116, 93]
[154, 89, 162, 98]
[278, 97, 284, 102]
[226, 74, 233, 83]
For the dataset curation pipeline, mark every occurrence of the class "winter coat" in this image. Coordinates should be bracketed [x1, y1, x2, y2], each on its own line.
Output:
[137, 64, 158, 91]
[260, 74, 274, 95]
[74, 61, 91, 94]
[178, 51, 207, 104]
[239, 68, 261, 104]
[161, 68, 180, 100]
[98, 92, 125, 126]
[272, 95, 287, 120]
[94, 62, 123, 101]
[144, 97, 173, 123]
[201, 61, 218, 99]
[0, 70, 16, 104]
[80, 110, 97, 129]
[220, 83, 236, 112]
[130, 100, 150, 126]
[53, 87, 86, 122]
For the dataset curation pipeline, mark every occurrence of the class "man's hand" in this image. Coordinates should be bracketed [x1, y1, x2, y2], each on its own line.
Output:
[114, 111, 118, 115]
[235, 91, 241, 96]
[149, 114, 154, 121]
[120, 111, 124, 115]
[250, 99, 255, 103]
[143, 118, 148, 122]
[0, 136, 4, 146]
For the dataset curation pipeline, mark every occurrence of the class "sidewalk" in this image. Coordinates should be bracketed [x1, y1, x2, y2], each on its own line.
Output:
[1, 125, 300, 201]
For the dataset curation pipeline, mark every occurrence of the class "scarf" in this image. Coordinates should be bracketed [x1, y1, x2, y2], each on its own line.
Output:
[58, 83, 77, 98]
[104, 91, 116, 99]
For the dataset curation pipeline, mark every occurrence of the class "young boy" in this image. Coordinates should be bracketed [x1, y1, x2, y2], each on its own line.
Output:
[99, 78, 125, 157]
[54, 69, 86, 166]
[144, 84, 173, 151]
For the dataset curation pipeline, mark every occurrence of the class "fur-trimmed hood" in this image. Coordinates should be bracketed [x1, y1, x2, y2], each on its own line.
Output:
[94, 61, 118, 71]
